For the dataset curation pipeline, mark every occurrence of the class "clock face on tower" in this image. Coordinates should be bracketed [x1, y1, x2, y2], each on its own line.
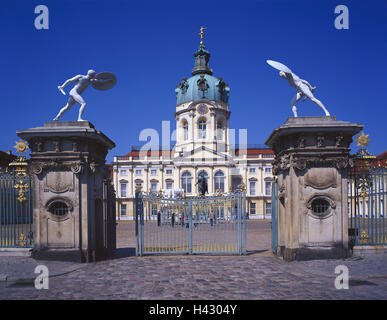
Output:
[197, 104, 208, 115]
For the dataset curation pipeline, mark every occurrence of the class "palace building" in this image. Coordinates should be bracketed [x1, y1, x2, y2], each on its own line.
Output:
[112, 29, 274, 220]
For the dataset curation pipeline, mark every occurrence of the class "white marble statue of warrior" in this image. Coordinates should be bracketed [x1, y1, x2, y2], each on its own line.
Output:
[54, 69, 116, 122]
[267, 60, 330, 117]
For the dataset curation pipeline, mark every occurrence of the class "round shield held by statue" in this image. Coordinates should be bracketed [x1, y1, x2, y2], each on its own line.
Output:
[266, 60, 293, 74]
[92, 72, 117, 91]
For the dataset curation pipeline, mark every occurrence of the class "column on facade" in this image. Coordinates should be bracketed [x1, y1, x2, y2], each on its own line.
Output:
[225, 118, 229, 151]
[227, 166, 231, 193]
[176, 116, 180, 143]
[211, 111, 216, 140]
[194, 166, 198, 195]
[244, 166, 248, 191]
[177, 166, 181, 189]
[209, 166, 214, 194]
[129, 167, 133, 197]
[190, 112, 194, 147]
[144, 168, 149, 193]
[259, 164, 263, 196]
[160, 167, 164, 190]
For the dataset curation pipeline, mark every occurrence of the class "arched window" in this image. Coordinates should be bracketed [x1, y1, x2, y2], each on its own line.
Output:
[216, 120, 224, 140]
[214, 171, 225, 192]
[182, 120, 188, 141]
[181, 171, 192, 193]
[198, 119, 206, 139]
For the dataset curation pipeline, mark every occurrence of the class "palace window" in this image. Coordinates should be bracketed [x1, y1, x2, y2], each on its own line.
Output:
[151, 182, 158, 192]
[264, 178, 272, 196]
[214, 171, 225, 192]
[198, 120, 206, 139]
[150, 169, 157, 175]
[120, 169, 127, 176]
[249, 167, 256, 173]
[183, 121, 188, 141]
[264, 167, 272, 173]
[266, 202, 272, 216]
[249, 181, 256, 196]
[166, 182, 173, 190]
[250, 203, 256, 215]
[135, 169, 142, 175]
[166, 169, 173, 175]
[121, 204, 127, 216]
[120, 183, 127, 198]
[181, 171, 192, 193]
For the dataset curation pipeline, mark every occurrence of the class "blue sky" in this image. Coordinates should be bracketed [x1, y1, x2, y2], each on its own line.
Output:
[0, 0, 386, 162]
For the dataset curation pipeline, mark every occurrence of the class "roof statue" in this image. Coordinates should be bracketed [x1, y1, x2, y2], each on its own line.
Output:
[266, 60, 330, 117]
[53, 69, 117, 122]
[199, 26, 207, 45]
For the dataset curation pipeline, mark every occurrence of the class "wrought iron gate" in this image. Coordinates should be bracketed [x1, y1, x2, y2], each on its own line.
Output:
[0, 168, 33, 248]
[135, 190, 246, 256]
[348, 160, 387, 246]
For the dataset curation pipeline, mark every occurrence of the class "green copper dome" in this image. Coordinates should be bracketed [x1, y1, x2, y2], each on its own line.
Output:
[175, 43, 230, 105]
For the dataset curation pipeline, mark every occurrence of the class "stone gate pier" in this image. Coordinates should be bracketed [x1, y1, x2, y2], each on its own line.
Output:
[266, 116, 363, 261]
[17, 121, 116, 262]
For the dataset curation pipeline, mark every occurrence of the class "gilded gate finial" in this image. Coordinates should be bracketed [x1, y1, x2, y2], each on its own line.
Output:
[13, 139, 29, 157]
[354, 132, 375, 158]
[355, 132, 370, 149]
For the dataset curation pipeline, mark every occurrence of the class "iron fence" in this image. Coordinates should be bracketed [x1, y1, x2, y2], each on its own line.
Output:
[348, 161, 387, 246]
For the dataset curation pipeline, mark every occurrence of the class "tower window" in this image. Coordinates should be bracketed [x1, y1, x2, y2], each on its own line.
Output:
[183, 121, 188, 141]
[199, 120, 206, 139]
[216, 120, 223, 140]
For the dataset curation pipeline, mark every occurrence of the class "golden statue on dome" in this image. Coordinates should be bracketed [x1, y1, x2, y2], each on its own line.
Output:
[198, 26, 207, 45]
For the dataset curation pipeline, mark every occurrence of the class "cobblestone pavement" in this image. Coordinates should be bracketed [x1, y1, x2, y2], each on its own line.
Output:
[0, 221, 386, 300]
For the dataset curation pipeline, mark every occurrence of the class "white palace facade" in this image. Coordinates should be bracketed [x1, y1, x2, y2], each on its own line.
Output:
[111, 33, 274, 220]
